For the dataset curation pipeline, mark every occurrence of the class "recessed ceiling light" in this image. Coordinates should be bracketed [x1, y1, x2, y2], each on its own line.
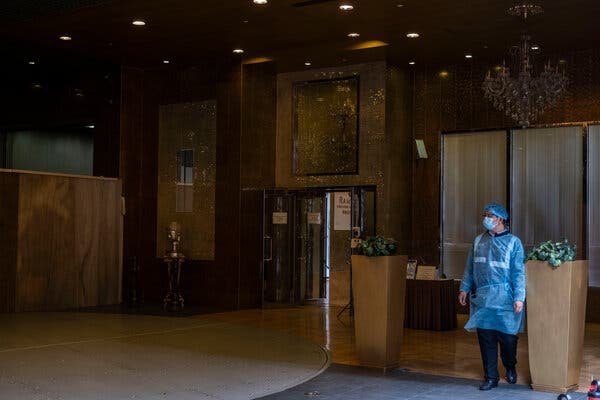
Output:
[348, 32, 360, 38]
[397, 4, 404, 7]
[85, 125, 95, 129]
[304, 61, 312, 66]
[253, 0, 268, 4]
[233, 48, 245, 54]
[132, 20, 146, 26]
[531, 45, 540, 51]
[339, 4, 354, 11]
[28, 61, 36, 65]
[465, 53, 473, 59]
[408, 61, 416, 65]
[59, 35, 72, 41]
[163, 60, 170, 64]
[406, 32, 420, 38]
[32, 83, 42, 89]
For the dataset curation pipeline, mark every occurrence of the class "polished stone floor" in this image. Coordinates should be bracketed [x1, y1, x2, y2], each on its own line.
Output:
[205, 305, 600, 390]
[0, 312, 328, 399]
[1, 304, 598, 399]
[258, 364, 589, 400]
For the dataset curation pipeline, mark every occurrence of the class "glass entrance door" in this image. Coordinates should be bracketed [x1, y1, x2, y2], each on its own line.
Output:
[262, 187, 376, 307]
[295, 191, 328, 303]
[263, 191, 294, 305]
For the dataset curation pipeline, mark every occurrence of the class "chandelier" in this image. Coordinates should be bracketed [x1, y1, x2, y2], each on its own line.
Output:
[482, 2, 568, 127]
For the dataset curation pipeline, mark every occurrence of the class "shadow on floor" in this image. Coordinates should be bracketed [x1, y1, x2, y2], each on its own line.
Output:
[258, 364, 586, 400]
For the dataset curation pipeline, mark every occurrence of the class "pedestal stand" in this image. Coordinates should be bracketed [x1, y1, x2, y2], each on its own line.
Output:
[163, 254, 185, 311]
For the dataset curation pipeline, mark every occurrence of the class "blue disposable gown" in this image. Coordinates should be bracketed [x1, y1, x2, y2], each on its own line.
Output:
[460, 231, 526, 335]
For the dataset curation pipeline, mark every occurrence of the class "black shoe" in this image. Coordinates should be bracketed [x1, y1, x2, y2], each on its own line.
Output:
[479, 379, 498, 391]
[506, 368, 517, 384]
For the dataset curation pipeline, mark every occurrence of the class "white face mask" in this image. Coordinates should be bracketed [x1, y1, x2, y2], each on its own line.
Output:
[483, 217, 497, 230]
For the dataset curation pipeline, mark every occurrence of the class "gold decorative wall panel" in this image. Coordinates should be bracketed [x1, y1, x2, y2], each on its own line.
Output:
[277, 62, 413, 254]
[157, 101, 216, 259]
[293, 77, 358, 175]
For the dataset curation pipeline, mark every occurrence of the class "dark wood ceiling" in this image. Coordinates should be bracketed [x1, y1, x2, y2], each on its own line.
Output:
[1, 0, 599, 70]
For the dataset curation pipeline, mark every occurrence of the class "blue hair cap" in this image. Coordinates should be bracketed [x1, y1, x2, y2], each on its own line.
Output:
[485, 203, 508, 220]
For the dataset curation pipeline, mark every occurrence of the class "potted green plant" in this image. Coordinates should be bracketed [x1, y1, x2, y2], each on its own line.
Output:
[356, 235, 399, 257]
[525, 239, 577, 267]
[525, 239, 588, 393]
[351, 235, 407, 370]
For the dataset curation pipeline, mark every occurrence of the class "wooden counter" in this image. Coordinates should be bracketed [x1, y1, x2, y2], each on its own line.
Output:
[0, 169, 122, 312]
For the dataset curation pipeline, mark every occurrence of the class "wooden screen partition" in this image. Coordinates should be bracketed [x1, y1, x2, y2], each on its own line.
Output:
[0, 169, 123, 312]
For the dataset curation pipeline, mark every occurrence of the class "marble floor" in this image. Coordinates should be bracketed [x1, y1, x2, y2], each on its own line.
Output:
[258, 364, 590, 400]
[203, 305, 600, 390]
[1, 304, 598, 399]
[0, 312, 328, 399]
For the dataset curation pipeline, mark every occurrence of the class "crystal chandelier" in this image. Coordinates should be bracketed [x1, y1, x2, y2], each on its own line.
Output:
[482, 2, 568, 127]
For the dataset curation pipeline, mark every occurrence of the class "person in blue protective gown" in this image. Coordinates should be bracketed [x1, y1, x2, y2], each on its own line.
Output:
[458, 203, 525, 391]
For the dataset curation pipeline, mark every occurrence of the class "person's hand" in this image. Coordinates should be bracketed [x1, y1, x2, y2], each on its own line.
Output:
[458, 291, 467, 306]
[514, 300, 524, 314]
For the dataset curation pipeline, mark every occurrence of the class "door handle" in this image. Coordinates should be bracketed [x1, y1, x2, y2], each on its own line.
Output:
[264, 235, 273, 262]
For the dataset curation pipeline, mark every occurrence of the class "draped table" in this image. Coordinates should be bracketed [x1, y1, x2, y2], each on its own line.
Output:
[404, 279, 457, 331]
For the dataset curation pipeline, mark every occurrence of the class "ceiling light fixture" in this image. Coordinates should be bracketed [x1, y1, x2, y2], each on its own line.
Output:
[406, 32, 420, 38]
[233, 48, 245, 54]
[163, 60, 170, 64]
[132, 20, 146, 26]
[483, 2, 567, 127]
[28, 61, 36, 65]
[465, 53, 473, 59]
[59, 35, 72, 41]
[339, 4, 354, 11]
[408, 61, 416, 65]
[347, 32, 360, 38]
[304, 61, 312, 66]
[253, 0, 268, 4]
[531, 44, 540, 51]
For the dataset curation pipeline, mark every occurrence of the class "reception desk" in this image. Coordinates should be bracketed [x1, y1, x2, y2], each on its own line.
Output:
[404, 279, 457, 331]
[0, 169, 123, 312]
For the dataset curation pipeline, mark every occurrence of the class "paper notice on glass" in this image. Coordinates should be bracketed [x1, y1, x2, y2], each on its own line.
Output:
[307, 212, 321, 225]
[333, 192, 351, 230]
[272, 212, 288, 225]
[415, 265, 438, 280]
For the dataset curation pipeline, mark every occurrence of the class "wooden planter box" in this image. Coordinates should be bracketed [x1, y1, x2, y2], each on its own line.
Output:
[351, 254, 407, 369]
[526, 260, 588, 393]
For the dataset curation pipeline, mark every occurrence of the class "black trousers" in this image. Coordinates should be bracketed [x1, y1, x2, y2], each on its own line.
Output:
[476, 328, 518, 381]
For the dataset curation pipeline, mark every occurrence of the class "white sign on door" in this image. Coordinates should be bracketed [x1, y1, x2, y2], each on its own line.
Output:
[307, 212, 321, 225]
[272, 212, 288, 225]
[333, 192, 351, 231]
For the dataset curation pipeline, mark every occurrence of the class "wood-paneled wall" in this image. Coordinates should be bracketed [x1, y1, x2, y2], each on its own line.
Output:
[0, 173, 18, 313]
[0, 170, 122, 312]
[120, 60, 276, 310]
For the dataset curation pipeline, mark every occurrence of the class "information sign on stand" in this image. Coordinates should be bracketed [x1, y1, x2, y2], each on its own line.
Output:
[415, 265, 438, 280]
